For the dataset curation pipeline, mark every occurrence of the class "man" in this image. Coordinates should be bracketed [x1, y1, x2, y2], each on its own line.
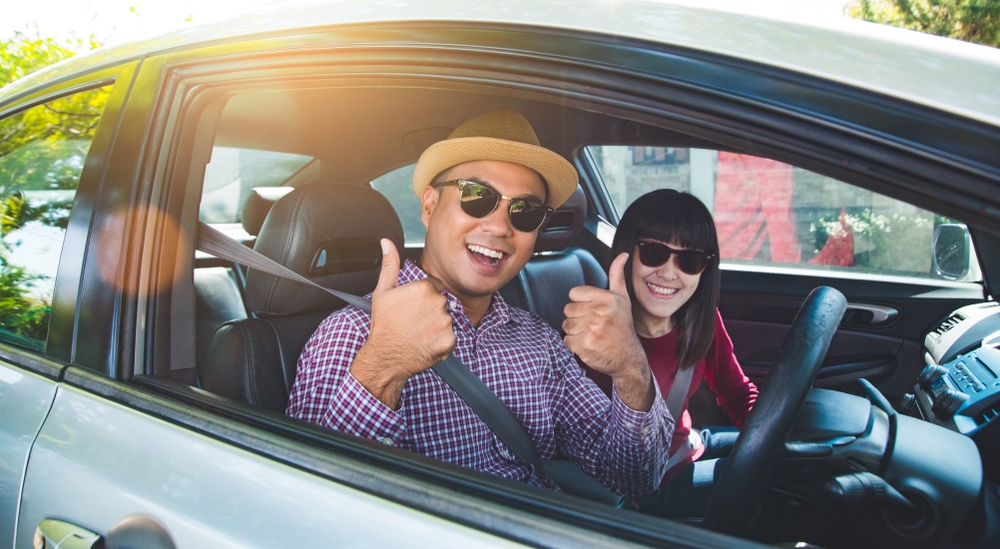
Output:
[286, 109, 673, 495]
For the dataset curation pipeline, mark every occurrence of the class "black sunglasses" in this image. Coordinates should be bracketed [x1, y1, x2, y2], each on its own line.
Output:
[433, 179, 554, 233]
[635, 241, 716, 275]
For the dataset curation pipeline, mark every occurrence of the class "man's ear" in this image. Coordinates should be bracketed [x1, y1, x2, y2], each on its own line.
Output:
[420, 186, 439, 229]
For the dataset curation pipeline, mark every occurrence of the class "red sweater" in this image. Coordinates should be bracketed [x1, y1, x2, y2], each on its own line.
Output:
[641, 310, 757, 462]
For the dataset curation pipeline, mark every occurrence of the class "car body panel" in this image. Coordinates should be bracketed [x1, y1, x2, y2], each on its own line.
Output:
[14, 383, 528, 549]
[2, 0, 1000, 127]
[0, 362, 57, 548]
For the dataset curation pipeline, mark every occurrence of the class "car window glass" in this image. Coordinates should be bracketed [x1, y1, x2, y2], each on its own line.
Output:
[199, 146, 312, 224]
[588, 146, 981, 282]
[370, 163, 425, 246]
[0, 85, 113, 351]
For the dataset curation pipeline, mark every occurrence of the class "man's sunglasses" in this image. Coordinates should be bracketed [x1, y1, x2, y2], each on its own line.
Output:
[636, 241, 716, 275]
[433, 179, 554, 233]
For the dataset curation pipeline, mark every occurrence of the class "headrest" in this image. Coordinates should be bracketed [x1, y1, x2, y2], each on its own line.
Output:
[241, 187, 294, 236]
[534, 185, 587, 253]
[245, 183, 405, 317]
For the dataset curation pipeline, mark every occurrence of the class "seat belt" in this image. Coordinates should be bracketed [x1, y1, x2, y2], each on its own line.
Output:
[197, 222, 549, 479]
[662, 364, 698, 470]
[664, 364, 695, 421]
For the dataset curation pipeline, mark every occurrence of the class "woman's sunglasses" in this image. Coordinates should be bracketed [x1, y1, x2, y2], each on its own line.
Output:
[433, 179, 554, 232]
[635, 241, 716, 275]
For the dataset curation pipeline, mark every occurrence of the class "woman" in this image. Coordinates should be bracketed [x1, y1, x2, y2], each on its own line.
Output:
[581, 189, 758, 515]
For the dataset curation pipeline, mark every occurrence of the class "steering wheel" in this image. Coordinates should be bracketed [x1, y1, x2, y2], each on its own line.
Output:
[702, 286, 847, 536]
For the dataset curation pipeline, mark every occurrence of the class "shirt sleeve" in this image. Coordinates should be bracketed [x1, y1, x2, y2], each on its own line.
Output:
[285, 308, 408, 445]
[548, 329, 674, 496]
[704, 310, 758, 429]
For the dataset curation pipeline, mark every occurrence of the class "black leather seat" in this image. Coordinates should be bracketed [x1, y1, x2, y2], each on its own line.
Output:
[199, 183, 404, 412]
[192, 187, 290, 378]
[500, 186, 607, 331]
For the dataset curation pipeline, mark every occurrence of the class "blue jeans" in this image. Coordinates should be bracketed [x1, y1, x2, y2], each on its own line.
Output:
[641, 427, 738, 518]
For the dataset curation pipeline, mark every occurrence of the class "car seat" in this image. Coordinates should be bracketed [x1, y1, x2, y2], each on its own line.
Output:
[198, 183, 404, 412]
[500, 186, 608, 331]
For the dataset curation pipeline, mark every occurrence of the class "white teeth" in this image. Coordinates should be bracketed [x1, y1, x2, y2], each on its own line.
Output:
[468, 244, 504, 260]
[647, 282, 678, 295]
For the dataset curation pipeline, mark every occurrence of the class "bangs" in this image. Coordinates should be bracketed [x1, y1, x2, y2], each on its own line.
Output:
[623, 191, 718, 256]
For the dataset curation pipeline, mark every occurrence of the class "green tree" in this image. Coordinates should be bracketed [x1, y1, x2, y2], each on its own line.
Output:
[847, 0, 1000, 47]
[1, 29, 100, 88]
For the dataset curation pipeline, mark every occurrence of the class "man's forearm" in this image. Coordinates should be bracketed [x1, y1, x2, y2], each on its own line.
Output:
[350, 344, 409, 410]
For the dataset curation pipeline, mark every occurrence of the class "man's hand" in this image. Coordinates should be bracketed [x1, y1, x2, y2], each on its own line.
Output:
[350, 239, 456, 409]
[563, 253, 655, 411]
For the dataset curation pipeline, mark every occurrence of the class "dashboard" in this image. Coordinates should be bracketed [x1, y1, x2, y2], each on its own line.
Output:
[912, 301, 1000, 479]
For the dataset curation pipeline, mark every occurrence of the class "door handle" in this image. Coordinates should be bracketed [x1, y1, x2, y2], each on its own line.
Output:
[843, 303, 899, 325]
[35, 516, 175, 549]
[34, 519, 100, 549]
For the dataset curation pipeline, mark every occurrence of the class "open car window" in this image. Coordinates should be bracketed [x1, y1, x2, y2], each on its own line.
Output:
[370, 163, 425, 246]
[587, 146, 981, 283]
[200, 146, 313, 225]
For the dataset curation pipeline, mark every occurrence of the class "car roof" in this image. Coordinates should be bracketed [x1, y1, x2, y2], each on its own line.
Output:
[4, 0, 1000, 127]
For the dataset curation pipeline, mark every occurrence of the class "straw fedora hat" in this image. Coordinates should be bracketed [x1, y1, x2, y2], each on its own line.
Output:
[412, 109, 579, 209]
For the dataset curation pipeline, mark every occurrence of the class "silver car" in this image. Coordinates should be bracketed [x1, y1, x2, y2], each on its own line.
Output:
[2, 1, 999, 548]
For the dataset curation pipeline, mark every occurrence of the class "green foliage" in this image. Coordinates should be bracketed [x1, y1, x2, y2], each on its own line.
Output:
[1, 29, 101, 88]
[848, 0, 1000, 47]
[811, 209, 935, 273]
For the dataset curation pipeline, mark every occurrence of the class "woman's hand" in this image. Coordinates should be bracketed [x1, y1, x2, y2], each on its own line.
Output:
[563, 253, 655, 411]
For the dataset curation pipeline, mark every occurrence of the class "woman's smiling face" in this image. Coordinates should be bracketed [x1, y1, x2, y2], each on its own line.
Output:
[630, 239, 703, 337]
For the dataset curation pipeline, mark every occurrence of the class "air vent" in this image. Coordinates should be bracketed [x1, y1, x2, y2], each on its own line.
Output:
[930, 313, 967, 339]
[975, 406, 999, 427]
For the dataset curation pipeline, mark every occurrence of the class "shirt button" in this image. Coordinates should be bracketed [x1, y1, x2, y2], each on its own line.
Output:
[641, 426, 650, 435]
[448, 301, 459, 312]
[377, 436, 395, 446]
[624, 421, 634, 429]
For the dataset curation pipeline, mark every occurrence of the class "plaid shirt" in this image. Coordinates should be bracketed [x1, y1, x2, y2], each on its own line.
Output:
[286, 260, 673, 495]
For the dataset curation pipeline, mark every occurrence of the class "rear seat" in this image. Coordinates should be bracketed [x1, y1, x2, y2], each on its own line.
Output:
[193, 186, 293, 378]
[199, 183, 404, 411]
[500, 186, 608, 331]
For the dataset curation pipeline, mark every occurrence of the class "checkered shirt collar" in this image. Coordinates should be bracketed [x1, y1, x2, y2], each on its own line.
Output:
[399, 259, 515, 326]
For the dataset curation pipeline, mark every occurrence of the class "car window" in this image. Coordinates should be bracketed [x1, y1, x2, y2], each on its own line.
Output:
[0, 85, 113, 351]
[370, 163, 425, 246]
[588, 146, 981, 282]
[199, 146, 313, 224]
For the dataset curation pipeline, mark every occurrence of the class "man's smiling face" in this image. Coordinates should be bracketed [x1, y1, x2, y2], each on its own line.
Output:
[418, 160, 546, 305]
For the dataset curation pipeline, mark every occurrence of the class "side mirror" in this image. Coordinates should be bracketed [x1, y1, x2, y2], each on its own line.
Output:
[933, 224, 971, 280]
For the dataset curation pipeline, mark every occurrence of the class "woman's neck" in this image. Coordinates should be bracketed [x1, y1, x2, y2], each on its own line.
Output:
[634, 309, 674, 339]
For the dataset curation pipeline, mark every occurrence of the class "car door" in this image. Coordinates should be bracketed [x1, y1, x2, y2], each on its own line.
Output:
[7, 51, 547, 549]
[0, 63, 129, 548]
[9, 36, 754, 549]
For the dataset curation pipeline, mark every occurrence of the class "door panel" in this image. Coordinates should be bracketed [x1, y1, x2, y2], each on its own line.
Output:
[719, 270, 983, 401]
[16, 384, 524, 549]
[0, 361, 57, 548]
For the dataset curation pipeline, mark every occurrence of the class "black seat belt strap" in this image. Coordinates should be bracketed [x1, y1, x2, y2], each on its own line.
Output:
[196, 222, 549, 479]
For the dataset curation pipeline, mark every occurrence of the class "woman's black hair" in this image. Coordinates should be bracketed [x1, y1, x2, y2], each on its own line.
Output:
[612, 189, 721, 370]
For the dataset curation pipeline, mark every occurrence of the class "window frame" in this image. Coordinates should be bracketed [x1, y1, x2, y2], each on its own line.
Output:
[0, 64, 133, 369]
[55, 21, 1000, 549]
